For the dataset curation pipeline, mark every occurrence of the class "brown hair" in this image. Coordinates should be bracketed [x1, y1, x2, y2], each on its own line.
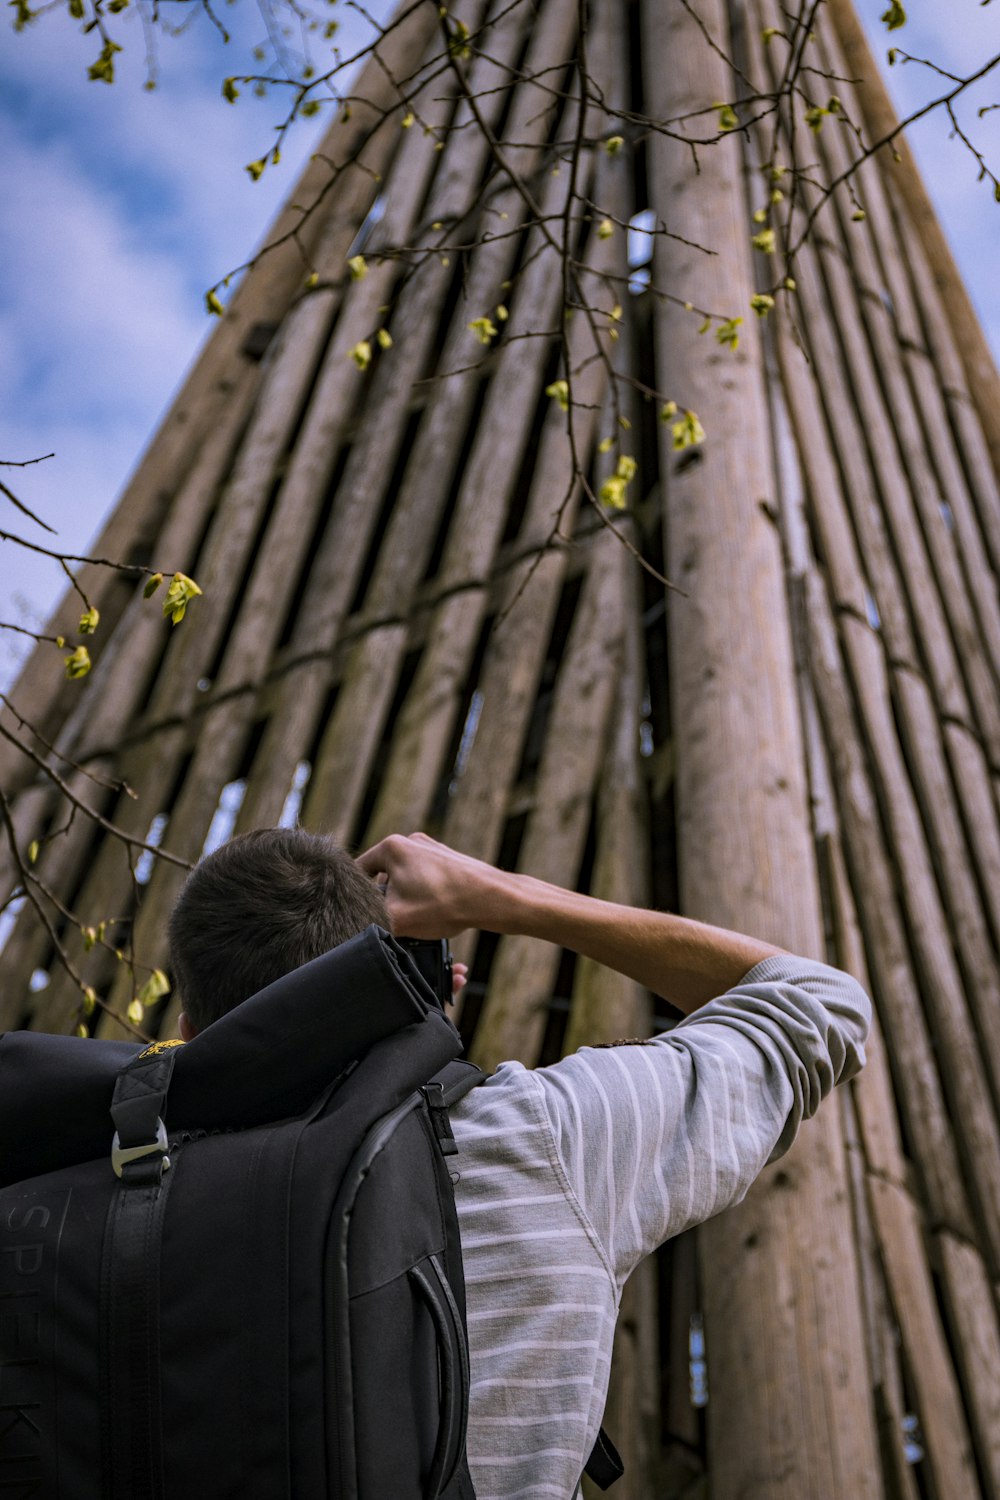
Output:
[168, 828, 389, 1031]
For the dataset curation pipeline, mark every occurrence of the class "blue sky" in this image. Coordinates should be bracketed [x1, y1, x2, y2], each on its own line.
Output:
[2, 0, 998, 687]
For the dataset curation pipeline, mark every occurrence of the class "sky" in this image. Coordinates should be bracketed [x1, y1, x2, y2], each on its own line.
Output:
[2, 0, 998, 688]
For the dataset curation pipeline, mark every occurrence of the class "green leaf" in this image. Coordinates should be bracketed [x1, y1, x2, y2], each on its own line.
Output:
[27, 840, 40, 864]
[347, 254, 368, 280]
[349, 340, 372, 369]
[880, 0, 906, 29]
[222, 77, 240, 104]
[78, 605, 100, 635]
[604, 135, 624, 156]
[546, 379, 570, 411]
[127, 999, 144, 1025]
[246, 159, 267, 182]
[205, 289, 225, 317]
[596, 218, 615, 240]
[713, 101, 739, 132]
[143, 572, 164, 598]
[751, 227, 776, 254]
[750, 293, 775, 317]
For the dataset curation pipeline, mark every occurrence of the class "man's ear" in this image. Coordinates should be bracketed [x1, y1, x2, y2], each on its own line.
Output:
[179, 1012, 198, 1043]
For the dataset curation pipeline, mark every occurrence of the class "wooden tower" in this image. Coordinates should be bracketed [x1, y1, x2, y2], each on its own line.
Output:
[3, 0, 1000, 1494]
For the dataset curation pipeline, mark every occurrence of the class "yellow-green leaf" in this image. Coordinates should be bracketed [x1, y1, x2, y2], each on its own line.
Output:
[349, 340, 372, 369]
[715, 317, 743, 350]
[205, 289, 225, 317]
[28, 840, 40, 864]
[468, 316, 498, 345]
[222, 77, 240, 104]
[604, 135, 624, 156]
[546, 379, 570, 411]
[659, 400, 678, 423]
[78, 605, 100, 635]
[599, 476, 627, 509]
[143, 572, 164, 598]
[162, 573, 203, 627]
[880, 0, 906, 29]
[376, 328, 393, 350]
[137, 968, 171, 1007]
[65, 645, 92, 679]
[672, 410, 706, 450]
[348, 254, 368, 281]
[751, 227, 776, 254]
[596, 218, 614, 240]
[127, 999, 144, 1025]
[750, 293, 775, 317]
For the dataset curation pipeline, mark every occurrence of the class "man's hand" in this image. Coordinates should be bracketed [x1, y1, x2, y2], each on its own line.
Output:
[357, 832, 786, 1014]
[356, 832, 514, 940]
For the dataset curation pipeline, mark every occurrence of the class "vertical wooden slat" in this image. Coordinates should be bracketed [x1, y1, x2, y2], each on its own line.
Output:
[645, 2, 881, 1494]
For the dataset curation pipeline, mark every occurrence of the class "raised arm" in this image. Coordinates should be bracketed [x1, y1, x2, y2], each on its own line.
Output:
[356, 831, 784, 1014]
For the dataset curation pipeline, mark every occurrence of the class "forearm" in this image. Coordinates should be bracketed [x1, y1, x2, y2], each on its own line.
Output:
[357, 834, 784, 1014]
[475, 871, 784, 1015]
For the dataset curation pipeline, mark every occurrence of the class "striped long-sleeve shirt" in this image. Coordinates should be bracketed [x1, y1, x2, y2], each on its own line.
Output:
[449, 952, 871, 1500]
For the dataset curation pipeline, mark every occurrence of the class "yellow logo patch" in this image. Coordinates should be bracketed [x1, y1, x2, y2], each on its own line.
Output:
[137, 1038, 186, 1060]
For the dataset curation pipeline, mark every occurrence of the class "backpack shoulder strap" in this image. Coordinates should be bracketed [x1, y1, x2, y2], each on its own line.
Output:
[430, 1058, 487, 1108]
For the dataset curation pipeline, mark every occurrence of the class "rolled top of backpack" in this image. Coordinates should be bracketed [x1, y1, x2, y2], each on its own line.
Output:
[0, 925, 461, 1187]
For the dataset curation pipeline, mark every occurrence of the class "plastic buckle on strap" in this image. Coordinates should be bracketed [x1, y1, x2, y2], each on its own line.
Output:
[111, 1117, 171, 1179]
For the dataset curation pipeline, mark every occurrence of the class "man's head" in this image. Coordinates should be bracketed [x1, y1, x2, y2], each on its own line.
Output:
[169, 827, 389, 1036]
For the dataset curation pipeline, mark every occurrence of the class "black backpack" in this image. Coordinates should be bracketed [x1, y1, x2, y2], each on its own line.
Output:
[0, 925, 623, 1498]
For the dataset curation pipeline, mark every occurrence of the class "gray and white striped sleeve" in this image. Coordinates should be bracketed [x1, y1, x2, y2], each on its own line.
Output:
[527, 954, 871, 1284]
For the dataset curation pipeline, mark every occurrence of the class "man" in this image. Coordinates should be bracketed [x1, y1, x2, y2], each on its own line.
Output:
[170, 826, 870, 1500]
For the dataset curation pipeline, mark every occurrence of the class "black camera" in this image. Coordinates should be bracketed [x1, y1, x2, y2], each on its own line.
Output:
[398, 937, 454, 1011]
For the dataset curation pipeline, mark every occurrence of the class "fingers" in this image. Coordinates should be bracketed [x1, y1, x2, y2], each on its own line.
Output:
[451, 961, 469, 996]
